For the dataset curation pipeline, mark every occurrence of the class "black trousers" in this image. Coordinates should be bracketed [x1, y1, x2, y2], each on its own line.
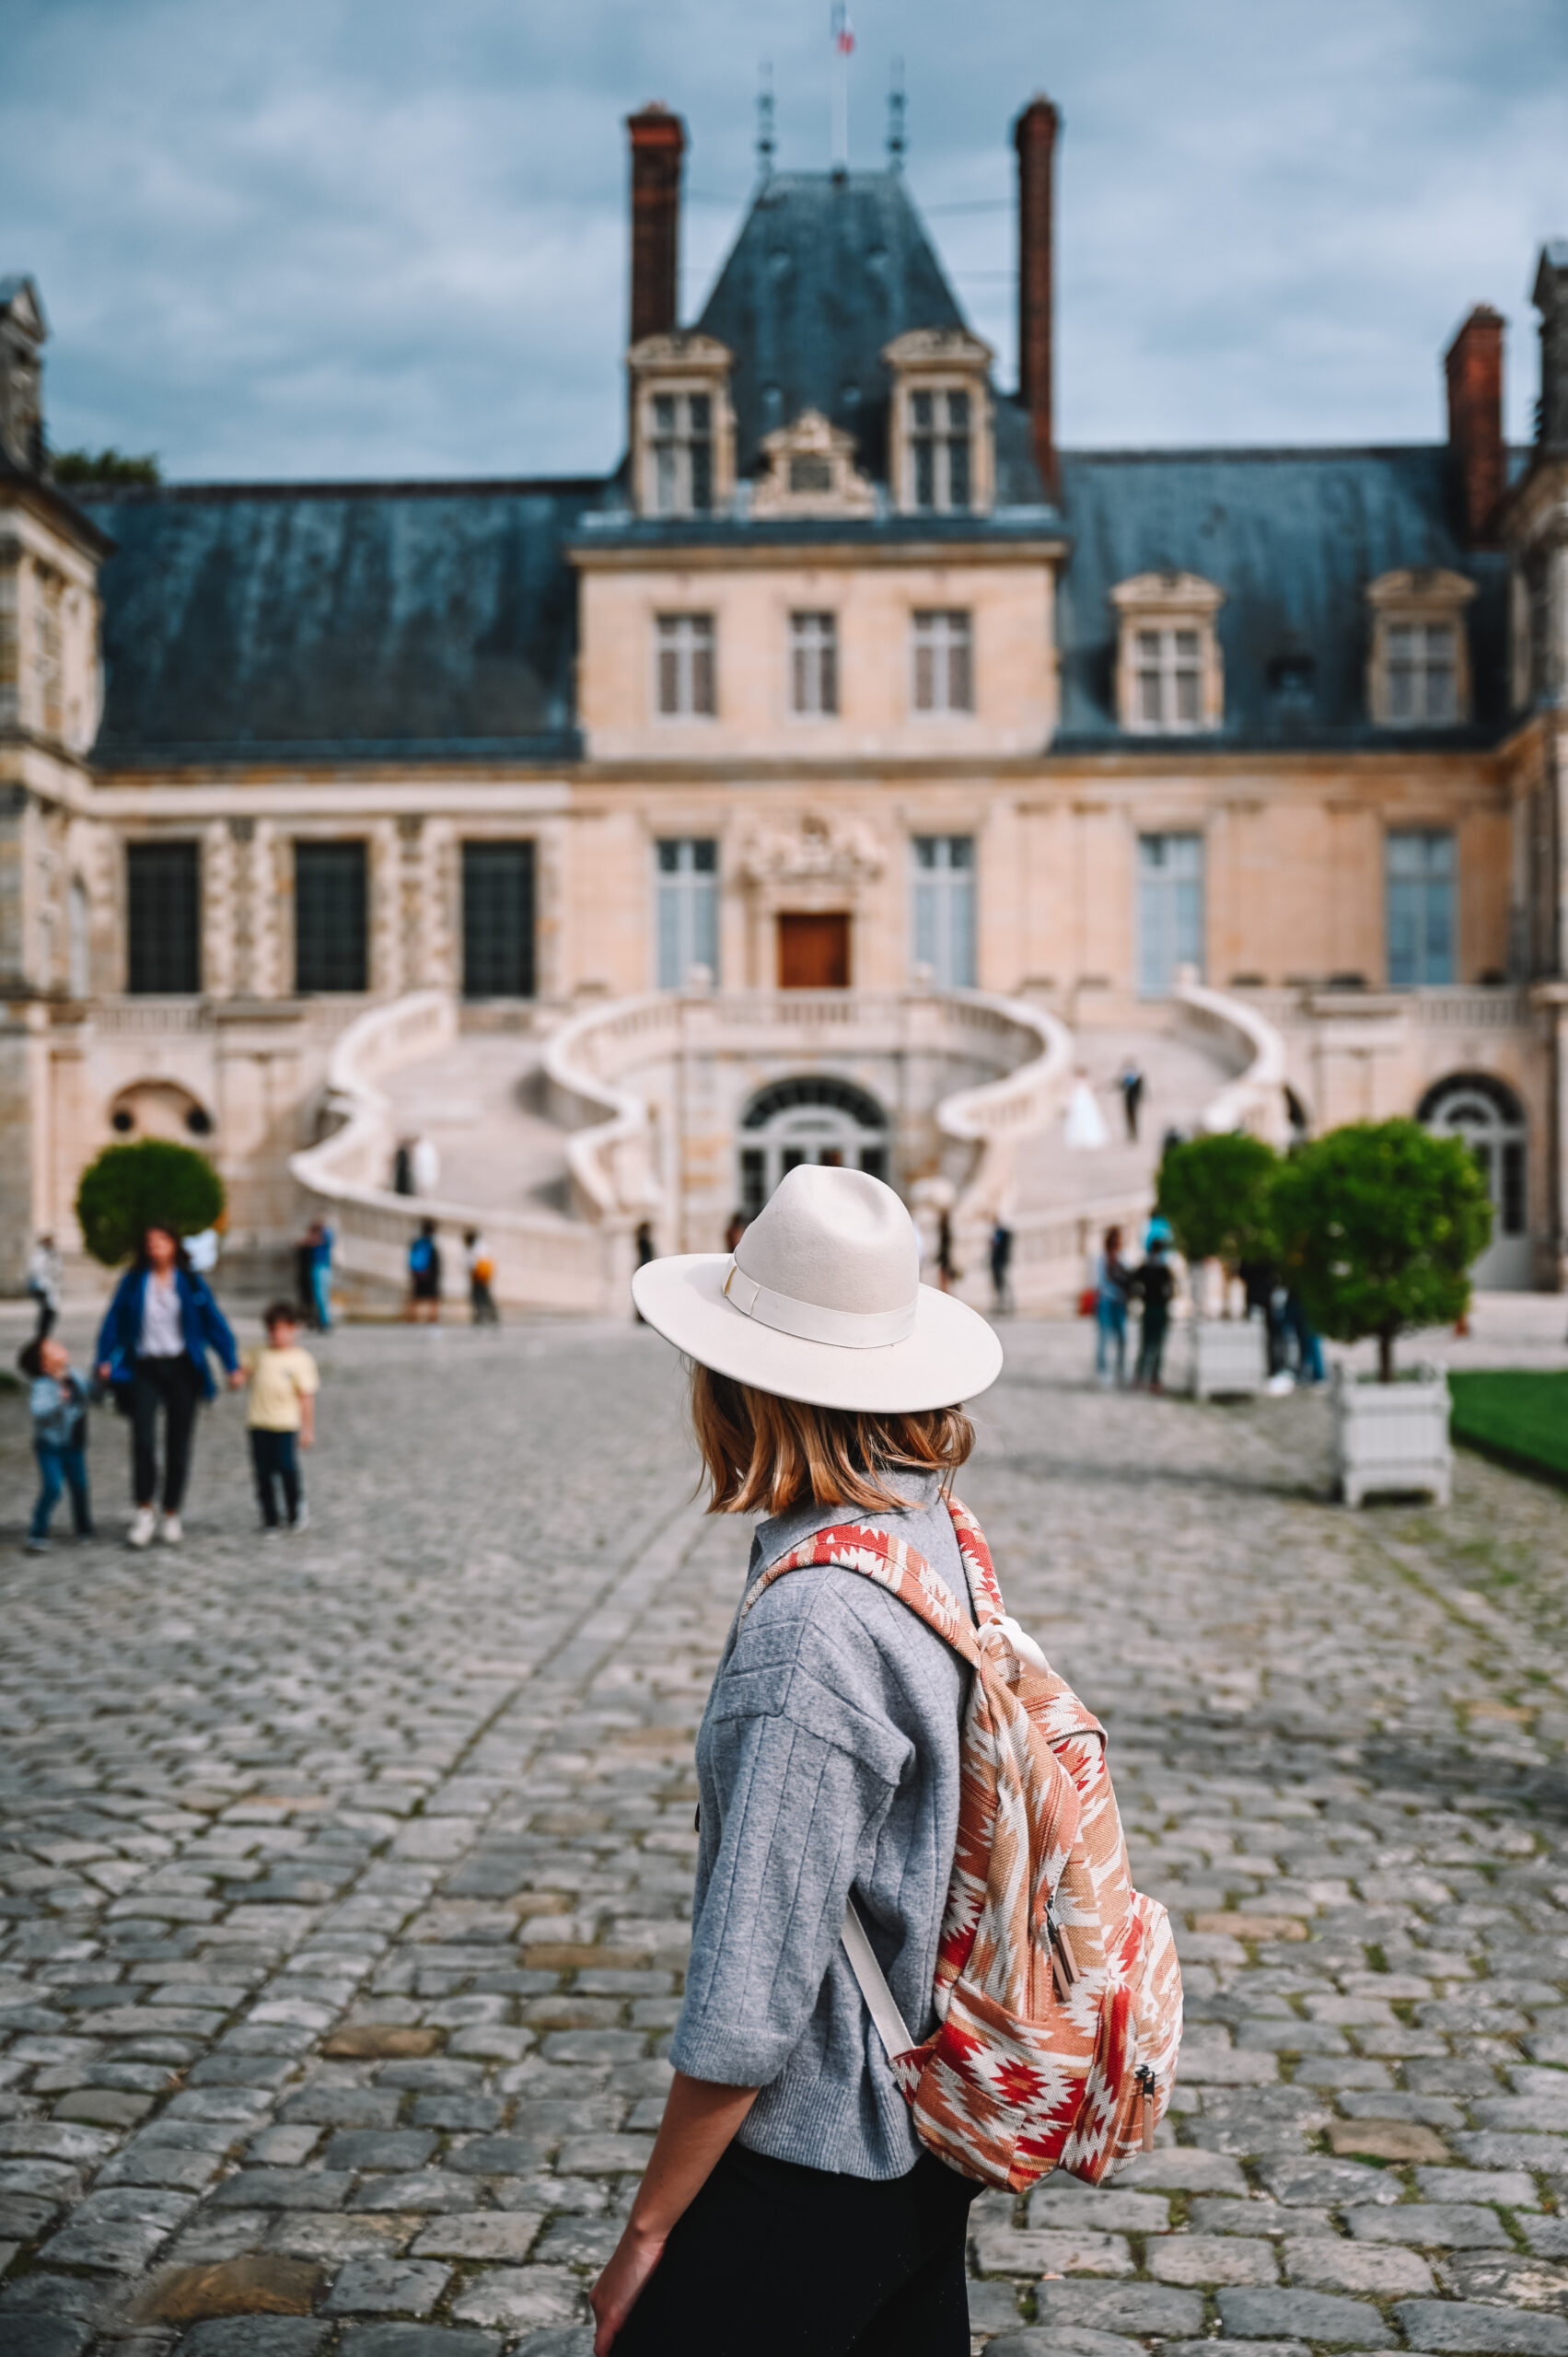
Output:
[250, 1428, 301, 1527]
[130, 1356, 202, 1511]
[613, 2144, 979, 2357]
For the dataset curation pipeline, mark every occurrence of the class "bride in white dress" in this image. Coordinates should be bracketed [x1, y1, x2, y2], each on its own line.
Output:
[1063, 1072, 1110, 1150]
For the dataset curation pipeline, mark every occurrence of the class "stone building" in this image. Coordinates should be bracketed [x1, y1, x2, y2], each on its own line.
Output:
[2, 98, 1566, 1300]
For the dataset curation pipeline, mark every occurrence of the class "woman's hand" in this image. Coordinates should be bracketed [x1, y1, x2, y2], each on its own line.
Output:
[590, 2217, 668, 2355]
[227, 1368, 246, 1390]
[97, 1363, 110, 1382]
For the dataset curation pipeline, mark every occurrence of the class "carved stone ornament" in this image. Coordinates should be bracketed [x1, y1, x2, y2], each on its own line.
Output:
[737, 809, 885, 888]
[749, 408, 875, 520]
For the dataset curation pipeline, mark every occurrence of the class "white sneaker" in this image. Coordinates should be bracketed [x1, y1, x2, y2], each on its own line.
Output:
[157, 1512, 182, 1545]
[128, 1506, 157, 1550]
[289, 1502, 310, 1533]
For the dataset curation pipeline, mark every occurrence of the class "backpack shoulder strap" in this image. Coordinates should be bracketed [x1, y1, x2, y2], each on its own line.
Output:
[738, 1517, 981, 1668]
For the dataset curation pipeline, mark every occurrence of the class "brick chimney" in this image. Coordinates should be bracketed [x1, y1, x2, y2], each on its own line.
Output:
[626, 103, 685, 348]
[1014, 95, 1061, 503]
[1445, 305, 1505, 546]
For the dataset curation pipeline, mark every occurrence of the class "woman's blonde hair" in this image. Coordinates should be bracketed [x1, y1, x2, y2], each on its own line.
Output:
[689, 1360, 974, 1517]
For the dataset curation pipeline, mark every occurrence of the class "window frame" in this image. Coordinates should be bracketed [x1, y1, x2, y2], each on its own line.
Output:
[788, 610, 839, 719]
[293, 838, 369, 996]
[911, 834, 977, 988]
[1110, 575, 1225, 736]
[654, 612, 717, 721]
[654, 836, 719, 989]
[460, 839, 536, 1001]
[1136, 830, 1206, 996]
[126, 840, 202, 996]
[1386, 826, 1457, 988]
[911, 609, 975, 717]
[1365, 569, 1477, 730]
[906, 383, 974, 515]
[645, 386, 714, 518]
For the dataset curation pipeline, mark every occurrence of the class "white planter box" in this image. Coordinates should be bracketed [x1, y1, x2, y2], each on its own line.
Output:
[1334, 1364, 1452, 1507]
[1182, 1314, 1269, 1400]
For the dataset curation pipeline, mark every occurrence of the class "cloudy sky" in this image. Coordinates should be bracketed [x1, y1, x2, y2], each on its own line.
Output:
[5, 0, 1566, 482]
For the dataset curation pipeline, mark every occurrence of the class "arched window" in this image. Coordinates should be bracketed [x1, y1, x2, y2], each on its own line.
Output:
[1417, 1072, 1529, 1289]
[737, 1076, 889, 1221]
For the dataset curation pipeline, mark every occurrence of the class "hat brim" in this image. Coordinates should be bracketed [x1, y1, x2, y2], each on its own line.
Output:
[631, 1254, 1003, 1412]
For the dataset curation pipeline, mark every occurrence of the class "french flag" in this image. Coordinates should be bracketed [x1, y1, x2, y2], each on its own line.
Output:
[831, 3, 855, 54]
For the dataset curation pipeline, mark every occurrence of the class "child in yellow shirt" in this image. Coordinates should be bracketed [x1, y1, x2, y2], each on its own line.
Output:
[241, 1302, 319, 1532]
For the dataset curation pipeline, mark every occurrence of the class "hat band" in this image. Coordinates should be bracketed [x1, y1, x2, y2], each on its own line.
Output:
[723, 1259, 917, 1350]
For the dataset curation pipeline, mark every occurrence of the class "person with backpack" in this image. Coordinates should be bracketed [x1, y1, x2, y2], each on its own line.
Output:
[405, 1220, 442, 1323]
[1129, 1235, 1176, 1391]
[96, 1221, 242, 1547]
[464, 1229, 498, 1326]
[595, 1165, 1179, 2357]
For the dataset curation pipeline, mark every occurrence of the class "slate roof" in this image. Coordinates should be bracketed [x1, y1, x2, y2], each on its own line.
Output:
[1053, 445, 1511, 750]
[694, 168, 1047, 505]
[78, 478, 603, 764]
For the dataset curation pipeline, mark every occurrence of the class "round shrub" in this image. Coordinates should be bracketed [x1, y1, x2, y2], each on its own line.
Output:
[1156, 1132, 1280, 1273]
[75, 1140, 225, 1268]
[1271, 1119, 1493, 1381]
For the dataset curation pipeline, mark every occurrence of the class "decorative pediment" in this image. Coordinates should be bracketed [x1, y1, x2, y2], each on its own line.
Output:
[737, 808, 884, 889]
[1365, 566, 1477, 614]
[1109, 571, 1226, 619]
[0, 277, 47, 345]
[881, 327, 994, 373]
[749, 409, 875, 520]
[627, 330, 732, 377]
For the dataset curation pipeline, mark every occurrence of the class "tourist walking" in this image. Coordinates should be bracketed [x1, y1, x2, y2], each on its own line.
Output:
[465, 1229, 498, 1326]
[1094, 1224, 1130, 1387]
[27, 1233, 64, 1341]
[21, 1334, 93, 1553]
[597, 1163, 1004, 2356]
[391, 1138, 414, 1196]
[242, 1302, 318, 1532]
[1130, 1237, 1175, 1391]
[96, 1224, 241, 1547]
[988, 1218, 1014, 1315]
[406, 1220, 442, 1322]
[410, 1132, 440, 1196]
[1117, 1058, 1145, 1143]
[306, 1220, 335, 1332]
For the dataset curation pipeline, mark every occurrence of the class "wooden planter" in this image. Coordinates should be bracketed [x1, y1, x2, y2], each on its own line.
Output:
[1181, 1314, 1269, 1400]
[1333, 1364, 1452, 1507]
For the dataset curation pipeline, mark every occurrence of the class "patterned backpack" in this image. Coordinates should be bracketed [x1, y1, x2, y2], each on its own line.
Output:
[740, 1493, 1183, 2192]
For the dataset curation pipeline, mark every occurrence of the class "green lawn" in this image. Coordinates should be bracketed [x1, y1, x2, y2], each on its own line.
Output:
[1448, 1370, 1568, 1488]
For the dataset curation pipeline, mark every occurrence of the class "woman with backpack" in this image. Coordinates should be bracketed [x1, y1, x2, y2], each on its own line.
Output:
[592, 1167, 999, 2353]
[96, 1221, 242, 1548]
[405, 1220, 442, 1323]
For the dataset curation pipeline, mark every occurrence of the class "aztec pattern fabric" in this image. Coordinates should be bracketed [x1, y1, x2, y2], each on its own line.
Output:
[739, 1495, 1183, 2190]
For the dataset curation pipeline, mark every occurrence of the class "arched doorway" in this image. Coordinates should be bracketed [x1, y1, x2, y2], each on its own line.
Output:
[1418, 1072, 1530, 1289]
[738, 1076, 889, 1222]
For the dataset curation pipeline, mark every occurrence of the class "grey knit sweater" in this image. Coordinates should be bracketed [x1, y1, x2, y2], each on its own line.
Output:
[669, 1472, 972, 2179]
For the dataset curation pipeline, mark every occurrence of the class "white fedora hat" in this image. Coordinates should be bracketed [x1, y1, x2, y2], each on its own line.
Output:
[631, 1164, 1003, 1413]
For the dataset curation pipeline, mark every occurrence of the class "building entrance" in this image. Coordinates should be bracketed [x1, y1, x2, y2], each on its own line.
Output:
[778, 911, 850, 988]
[737, 1076, 889, 1220]
[1419, 1072, 1530, 1288]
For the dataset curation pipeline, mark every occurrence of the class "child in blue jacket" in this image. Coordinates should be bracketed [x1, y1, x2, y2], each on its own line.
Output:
[21, 1335, 94, 1553]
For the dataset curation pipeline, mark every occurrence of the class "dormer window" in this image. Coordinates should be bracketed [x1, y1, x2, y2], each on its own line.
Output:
[1109, 573, 1225, 734]
[627, 332, 735, 519]
[650, 390, 712, 514]
[1366, 569, 1475, 728]
[883, 329, 995, 517]
[910, 388, 970, 511]
[750, 409, 874, 519]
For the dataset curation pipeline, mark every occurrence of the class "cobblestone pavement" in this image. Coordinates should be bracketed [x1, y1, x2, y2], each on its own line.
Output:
[2, 1316, 1568, 2357]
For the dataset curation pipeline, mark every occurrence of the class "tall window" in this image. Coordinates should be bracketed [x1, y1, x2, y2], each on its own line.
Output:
[912, 610, 973, 714]
[909, 389, 971, 512]
[912, 836, 976, 987]
[656, 840, 718, 988]
[1387, 829, 1455, 987]
[647, 390, 713, 516]
[462, 841, 535, 999]
[126, 842, 200, 995]
[1386, 624, 1458, 726]
[1137, 832, 1204, 995]
[295, 841, 368, 994]
[1134, 628, 1202, 730]
[656, 614, 716, 718]
[790, 612, 838, 716]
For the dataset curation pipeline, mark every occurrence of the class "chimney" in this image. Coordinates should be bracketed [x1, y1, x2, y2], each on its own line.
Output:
[1014, 95, 1060, 503]
[1445, 305, 1505, 545]
[626, 103, 686, 348]
[1533, 242, 1568, 457]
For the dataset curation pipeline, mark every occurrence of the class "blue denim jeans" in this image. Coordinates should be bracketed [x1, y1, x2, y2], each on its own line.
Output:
[32, 1442, 92, 1541]
[1096, 1297, 1127, 1383]
[310, 1263, 332, 1331]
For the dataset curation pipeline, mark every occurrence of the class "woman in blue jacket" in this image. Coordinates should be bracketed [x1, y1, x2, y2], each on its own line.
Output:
[96, 1222, 242, 1549]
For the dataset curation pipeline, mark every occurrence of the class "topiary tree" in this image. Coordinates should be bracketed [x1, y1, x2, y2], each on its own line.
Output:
[1156, 1132, 1280, 1289]
[75, 1140, 225, 1268]
[1270, 1119, 1493, 1383]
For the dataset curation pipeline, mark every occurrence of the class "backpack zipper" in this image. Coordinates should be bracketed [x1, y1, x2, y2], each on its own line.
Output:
[1042, 1894, 1080, 2000]
[1134, 2063, 1157, 2151]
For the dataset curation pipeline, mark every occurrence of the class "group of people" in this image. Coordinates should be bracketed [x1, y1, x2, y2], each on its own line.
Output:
[19, 1223, 321, 1552]
[404, 1223, 498, 1324]
[1091, 1218, 1178, 1389]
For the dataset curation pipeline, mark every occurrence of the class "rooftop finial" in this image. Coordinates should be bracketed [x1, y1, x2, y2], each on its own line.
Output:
[830, 4, 854, 175]
[887, 57, 906, 172]
[757, 61, 775, 181]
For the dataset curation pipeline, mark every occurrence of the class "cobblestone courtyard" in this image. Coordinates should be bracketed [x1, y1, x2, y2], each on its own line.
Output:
[3, 1317, 1568, 2357]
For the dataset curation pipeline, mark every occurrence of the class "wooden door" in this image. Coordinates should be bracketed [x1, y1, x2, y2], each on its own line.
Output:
[777, 911, 850, 989]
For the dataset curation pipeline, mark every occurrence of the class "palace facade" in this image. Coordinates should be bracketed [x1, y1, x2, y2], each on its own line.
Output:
[3, 99, 1567, 1295]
